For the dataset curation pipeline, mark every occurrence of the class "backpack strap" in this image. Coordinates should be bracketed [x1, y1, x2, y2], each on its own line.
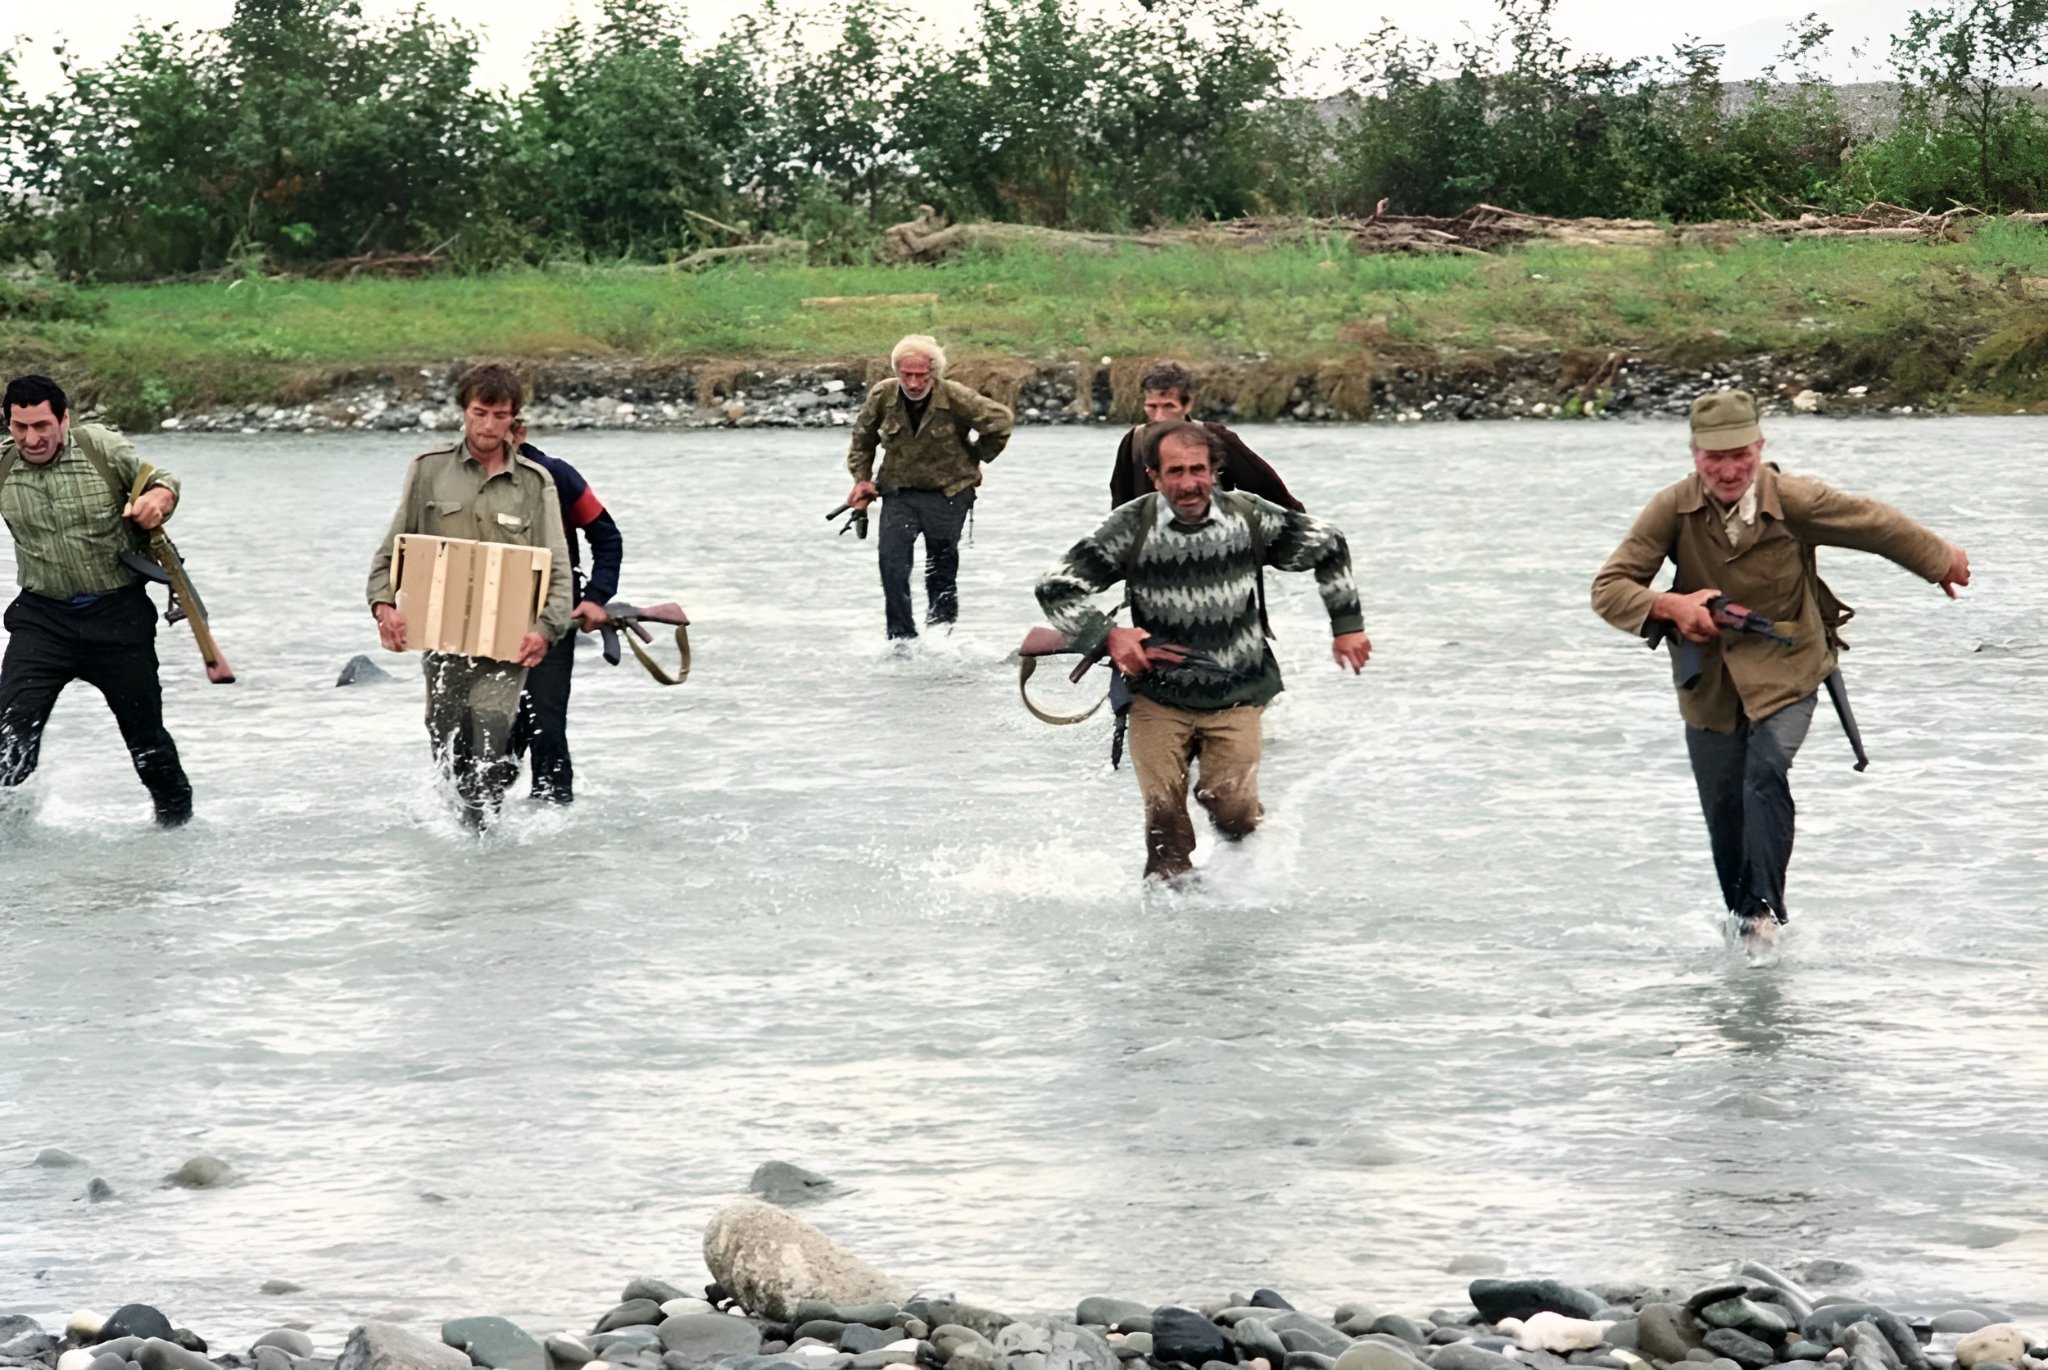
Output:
[0, 445, 15, 496]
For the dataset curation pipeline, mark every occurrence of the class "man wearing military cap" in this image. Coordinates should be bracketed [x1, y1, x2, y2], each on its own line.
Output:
[1591, 390, 1972, 955]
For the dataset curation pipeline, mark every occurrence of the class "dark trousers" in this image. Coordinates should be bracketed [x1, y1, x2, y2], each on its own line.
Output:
[0, 587, 192, 822]
[1684, 692, 1817, 922]
[877, 489, 973, 639]
[512, 628, 576, 803]
[422, 652, 526, 829]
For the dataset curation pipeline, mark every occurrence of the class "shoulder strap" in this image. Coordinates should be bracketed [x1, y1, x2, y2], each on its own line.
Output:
[1120, 491, 1158, 583]
[0, 446, 15, 496]
[72, 435, 133, 509]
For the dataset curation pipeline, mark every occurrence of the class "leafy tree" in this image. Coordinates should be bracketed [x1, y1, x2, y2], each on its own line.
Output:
[1882, 0, 2048, 207]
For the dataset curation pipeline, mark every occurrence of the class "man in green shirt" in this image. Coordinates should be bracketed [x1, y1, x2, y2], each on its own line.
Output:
[0, 374, 192, 824]
[842, 334, 1013, 640]
[366, 363, 572, 830]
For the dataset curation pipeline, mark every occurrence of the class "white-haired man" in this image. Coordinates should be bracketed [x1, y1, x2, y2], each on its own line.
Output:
[843, 335, 1013, 640]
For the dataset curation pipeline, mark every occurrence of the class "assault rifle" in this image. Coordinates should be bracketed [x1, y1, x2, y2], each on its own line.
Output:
[597, 601, 691, 686]
[826, 501, 870, 540]
[1644, 595, 1792, 691]
[1014, 610, 1224, 766]
[120, 464, 234, 684]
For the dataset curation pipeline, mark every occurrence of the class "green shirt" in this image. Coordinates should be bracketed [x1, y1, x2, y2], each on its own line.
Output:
[0, 424, 179, 600]
[365, 443, 574, 643]
[846, 378, 1013, 497]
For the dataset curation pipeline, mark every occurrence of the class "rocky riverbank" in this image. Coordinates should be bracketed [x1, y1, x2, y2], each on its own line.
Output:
[5, 1183, 2042, 1370]
[144, 350, 1964, 438]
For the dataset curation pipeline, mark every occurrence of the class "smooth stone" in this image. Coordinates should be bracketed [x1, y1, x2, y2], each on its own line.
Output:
[1737, 1267, 1815, 1320]
[444, 1319, 546, 1370]
[1234, 1325, 1287, 1369]
[334, 654, 393, 686]
[5, 1331, 60, 1360]
[339, 1324, 473, 1370]
[1517, 1352, 1571, 1370]
[1567, 1357, 1623, 1369]
[625, 1284, 689, 1308]
[838, 1332, 887, 1357]
[1956, 1332, 2026, 1370]
[99, 1311, 178, 1346]
[1639, 1306, 1707, 1362]
[1148, 1312, 1233, 1369]
[791, 1311, 844, 1334]
[793, 1328, 847, 1349]
[847, 1352, 916, 1370]
[1704, 1303, 1793, 1338]
[705, 1201, 905, 1324]
[1688, 1353, 1720, 1364]
[1277, 1333, 1348, 1358]
[1368, 1321, 1425, 1349]
[1517, 1317, 1610, 1354]
[95, 1338, 145, 1360]
[1605, 1322, 1639, 1352]
[256, 1335, 318, 1359]
[1470, 1283, 1605, 1324]
[596, 1307, 666, 1336]
[545, 1338, 592, 1369]
[170, 1329, 208, 1355]
[1929, 1320, 1992, 1339]
[78, 1175, 115, 1203]
[1685, 1289, 1755, 1319]
[1283, 1358, 1334, 1370]
[1331, 1309, 1379, 1332]
[1430, 1346, 1520, 1370]
[658, 1304, 713, 1321]
[1250, 1299, 1294, 1315]
[1118, 1339, 1156, 1363]
[68, 1315, 108, 1342]
[590, 1334, 661, 1357]
[34, 1148, 87, 1168]
[1331, 1344, 1424, 1370]
[657, 1316, 763, 1364]
[833, 1311, 901, 1333]
[1842, 1327, 1901, 1370]
[1081, 1309, 1154, 1337]
[910, 1309, 1015, 1344]
[749, 1163, 837, 1206]
[1429, 1331, 1475, 1347]
[135, 1339, 215, 1370]
[94, 1355, 136, 1370]
[952, 1347, 999, 1370]
[900, 1323, 928, 1344]
[1786, 1347, 1830, 1362]
[1700, 1331, 1774, 1370]
[1801, 1310, 1927, 1370]
[255, 1351, 294, 1370]
[934, 1329, 993, 1360]
[165, 1155, 236, 1189]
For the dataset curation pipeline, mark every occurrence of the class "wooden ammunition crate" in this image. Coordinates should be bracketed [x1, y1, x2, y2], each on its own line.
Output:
[392, 534, 552, 662]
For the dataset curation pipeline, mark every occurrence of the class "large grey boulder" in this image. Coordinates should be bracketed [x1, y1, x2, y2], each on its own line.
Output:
[337, 1324, 472, 1370]
[704, 1200, 905, 1322]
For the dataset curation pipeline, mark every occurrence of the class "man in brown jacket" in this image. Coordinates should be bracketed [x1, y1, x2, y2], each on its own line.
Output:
[1592, 390, 1971, 954]
[1107, 361, 1303, 512]
[843, 335, 1012, 641]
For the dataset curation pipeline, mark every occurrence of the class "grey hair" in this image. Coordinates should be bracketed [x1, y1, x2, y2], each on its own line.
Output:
[890, 334, 947, 375]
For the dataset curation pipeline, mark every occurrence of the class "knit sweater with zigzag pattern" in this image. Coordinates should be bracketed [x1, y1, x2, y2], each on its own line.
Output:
[1035, 491, 1363, 711]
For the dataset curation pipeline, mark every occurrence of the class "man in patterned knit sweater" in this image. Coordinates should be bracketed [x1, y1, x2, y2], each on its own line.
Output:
[1036, 420, 1371, 881]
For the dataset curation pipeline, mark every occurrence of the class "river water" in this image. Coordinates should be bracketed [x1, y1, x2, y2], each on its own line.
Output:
[1, 418, 2043, 1339]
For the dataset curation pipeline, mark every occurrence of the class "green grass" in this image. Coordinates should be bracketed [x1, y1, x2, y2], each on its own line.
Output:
[11, 225, 2048, 427]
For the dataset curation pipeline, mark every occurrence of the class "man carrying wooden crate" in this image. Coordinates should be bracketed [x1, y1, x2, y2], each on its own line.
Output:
[365, 363, 572, 829]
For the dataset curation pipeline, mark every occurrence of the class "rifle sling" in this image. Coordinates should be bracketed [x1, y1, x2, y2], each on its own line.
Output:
[620, 620, 691, 687]
[1016, 654, 1107, 726]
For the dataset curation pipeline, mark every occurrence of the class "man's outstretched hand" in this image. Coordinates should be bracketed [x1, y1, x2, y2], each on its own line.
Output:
[1940, 542, 1971, 598]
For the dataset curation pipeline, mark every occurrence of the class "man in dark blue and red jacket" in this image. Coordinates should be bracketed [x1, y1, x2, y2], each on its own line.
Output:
[508, 422, 624, 803]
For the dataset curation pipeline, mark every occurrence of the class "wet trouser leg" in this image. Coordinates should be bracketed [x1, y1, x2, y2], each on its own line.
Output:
[0, 589, 190, 822]
[1684, 692, 1817, 921]
[877, 495, 923, 640]
[1128, 695, 1265, 880]
[424, 652, 529, 827]
[514, 629, 576, 802]
[919, 490, 973, 627]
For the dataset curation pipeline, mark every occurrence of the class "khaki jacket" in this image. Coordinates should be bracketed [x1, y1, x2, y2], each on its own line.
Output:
[846, 378, 1013, 497]
[1592, 463, 1950, 731]
[365, 444, 574, 643]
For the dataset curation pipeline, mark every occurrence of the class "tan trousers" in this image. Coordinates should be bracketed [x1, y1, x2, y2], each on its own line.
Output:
[1127, 695, 1264, 880]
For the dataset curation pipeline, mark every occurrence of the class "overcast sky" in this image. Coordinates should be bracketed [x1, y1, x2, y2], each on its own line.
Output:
[7, 0, 1919, 96]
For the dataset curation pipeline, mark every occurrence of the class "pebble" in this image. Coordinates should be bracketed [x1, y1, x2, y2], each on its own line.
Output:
[1080, 1303, 1153, 1333]
[1330, 1345, 1421, 1370]
[1148, 1310, 1234, 1368]
[594, 1304, 665, 1335]
[546, 1336, 594, 1367]
[1515, 1315, 1609, 1353]
[655, 1314, 762, 1364]
[255, 1332, 319, 1357]
[1957, 1330, 2027, 1370]
[443, 1316, 547, 1370]
[1469, 1281, 1605, 1324]
[1701, 1330, 1776, 1370]
[1430, 1345, 1519, 1370]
